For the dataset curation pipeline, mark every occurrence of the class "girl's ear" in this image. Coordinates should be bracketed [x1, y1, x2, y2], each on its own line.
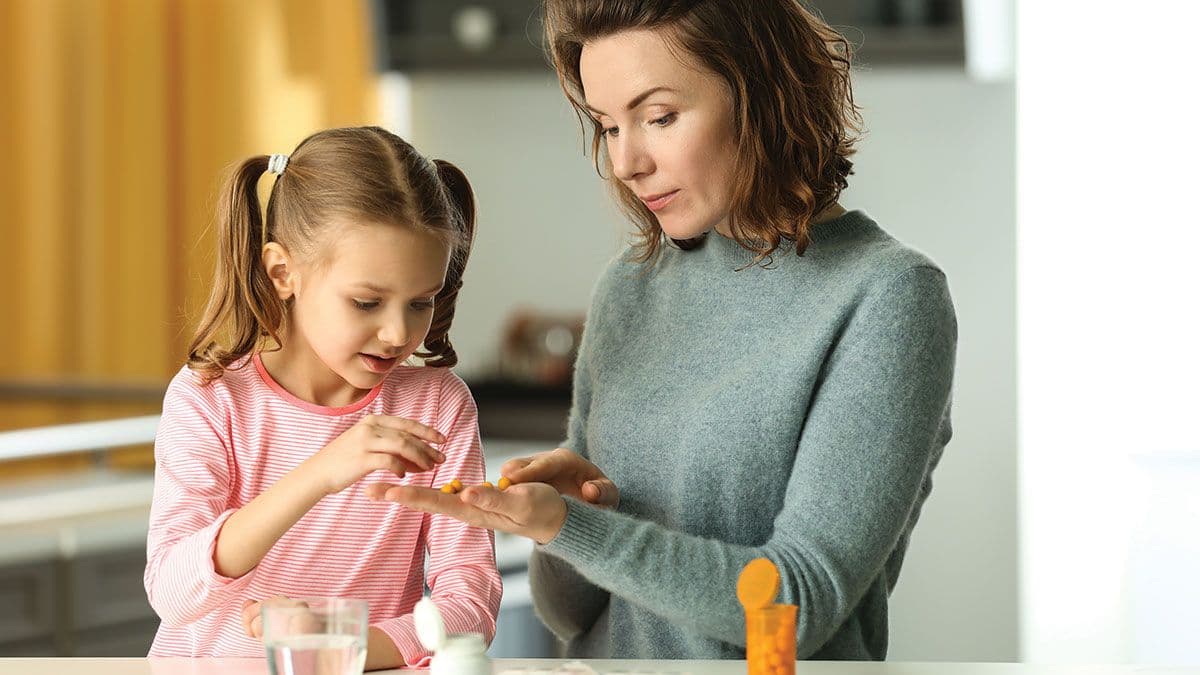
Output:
[261, 242, 297, 300]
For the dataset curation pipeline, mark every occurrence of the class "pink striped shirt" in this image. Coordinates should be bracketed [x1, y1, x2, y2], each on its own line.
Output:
[144, 354, 501, 664]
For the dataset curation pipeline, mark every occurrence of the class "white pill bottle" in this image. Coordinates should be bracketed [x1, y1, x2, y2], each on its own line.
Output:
[414, 597, 493, 675]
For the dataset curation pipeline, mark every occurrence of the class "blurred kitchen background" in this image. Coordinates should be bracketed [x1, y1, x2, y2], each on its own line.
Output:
[1, 0, 1197, 666]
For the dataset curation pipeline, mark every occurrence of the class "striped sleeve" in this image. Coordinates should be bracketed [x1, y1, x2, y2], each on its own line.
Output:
[143, 372, 256, 627]
[372, 371, 503, 666]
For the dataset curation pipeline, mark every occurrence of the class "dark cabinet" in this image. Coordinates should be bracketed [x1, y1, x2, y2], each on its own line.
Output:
[0, 559, 57, 653]
[373, 0, 965, 72]
[0, 547, 157, 657]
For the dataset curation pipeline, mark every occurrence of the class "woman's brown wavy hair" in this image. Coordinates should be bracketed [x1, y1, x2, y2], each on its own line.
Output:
[543, 0, 862, 262]
[187, 126, 476, 383]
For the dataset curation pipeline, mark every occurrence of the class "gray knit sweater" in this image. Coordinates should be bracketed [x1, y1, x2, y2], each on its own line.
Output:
[528, 210, 957, 660]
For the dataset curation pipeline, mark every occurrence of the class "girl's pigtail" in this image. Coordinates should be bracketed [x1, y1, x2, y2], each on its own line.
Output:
[187, 156, 287, 382]
[418, 159, 477, 368]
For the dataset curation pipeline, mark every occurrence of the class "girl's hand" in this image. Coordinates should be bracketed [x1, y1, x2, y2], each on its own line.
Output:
[501, 448, 619, 508]
[365, 481, 569, 545]
[299, 414, 447, 496]
[241, 595, 313, 639]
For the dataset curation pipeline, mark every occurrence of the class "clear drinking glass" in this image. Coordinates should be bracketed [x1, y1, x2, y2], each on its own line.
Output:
[262, 597, 369, 675]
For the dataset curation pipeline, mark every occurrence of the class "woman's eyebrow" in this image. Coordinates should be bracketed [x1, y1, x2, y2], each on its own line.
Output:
[585, 86, 678, 115]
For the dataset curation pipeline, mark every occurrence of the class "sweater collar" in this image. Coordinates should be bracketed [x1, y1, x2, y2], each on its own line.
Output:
[697, 209, 877, 267]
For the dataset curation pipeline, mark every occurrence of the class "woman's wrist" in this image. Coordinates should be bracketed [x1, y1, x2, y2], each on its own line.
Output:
[535, 495, 570, 545]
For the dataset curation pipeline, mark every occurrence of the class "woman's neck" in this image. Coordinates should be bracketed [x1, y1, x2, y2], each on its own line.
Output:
[813, 202, 847, 224]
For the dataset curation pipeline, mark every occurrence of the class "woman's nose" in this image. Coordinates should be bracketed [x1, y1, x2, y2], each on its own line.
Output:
[611, 134, 652, 181]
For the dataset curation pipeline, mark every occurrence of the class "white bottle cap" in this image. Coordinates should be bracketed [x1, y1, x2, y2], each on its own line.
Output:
[414, 597, 446, 652]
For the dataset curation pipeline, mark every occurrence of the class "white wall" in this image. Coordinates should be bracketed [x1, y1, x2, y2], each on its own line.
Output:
[847, 69, 1018, 662]
[403, 73, 624, 379]
[397, 66, 1019, 661]
[1016, 0, 1200, 664]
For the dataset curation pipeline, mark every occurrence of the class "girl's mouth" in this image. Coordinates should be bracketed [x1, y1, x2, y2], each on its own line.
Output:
[359, 353, 398, 373]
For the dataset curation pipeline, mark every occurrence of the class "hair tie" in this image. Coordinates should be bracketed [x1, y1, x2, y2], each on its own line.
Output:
[267, 154, 289, 175]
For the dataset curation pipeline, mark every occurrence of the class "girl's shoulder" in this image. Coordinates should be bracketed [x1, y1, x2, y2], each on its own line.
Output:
[376, 365, 476, 413]
[163, 355, 267, 419]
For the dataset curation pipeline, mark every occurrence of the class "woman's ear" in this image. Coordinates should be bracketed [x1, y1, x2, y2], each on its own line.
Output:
[261, 242, 297, 300]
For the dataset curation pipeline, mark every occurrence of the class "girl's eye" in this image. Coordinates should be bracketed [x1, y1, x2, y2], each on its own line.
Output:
[600, 125, 619, 139]
[352, 299, 379, 311]
[411, 300, 435, 311]
[651, 112, 677, 127]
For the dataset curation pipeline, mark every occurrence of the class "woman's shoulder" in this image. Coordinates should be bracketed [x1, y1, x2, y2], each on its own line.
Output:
[589, 244, 657, 300]
[814, 211, 947, 289]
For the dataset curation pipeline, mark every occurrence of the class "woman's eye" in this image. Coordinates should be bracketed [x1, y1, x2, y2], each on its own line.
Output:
[352, 299, 379, 311]
[651, 112, 677, 127]
[600, 125, 619, 138]
[411, 300, 435, 311]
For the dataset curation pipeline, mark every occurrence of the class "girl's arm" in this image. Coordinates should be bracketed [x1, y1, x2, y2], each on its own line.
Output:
[211, 465, 326, 578]
[370, 372, 502, 667]
[144, 375, 256, 627]
[145, 374, 444, 627]
[215, 411, 444, 579]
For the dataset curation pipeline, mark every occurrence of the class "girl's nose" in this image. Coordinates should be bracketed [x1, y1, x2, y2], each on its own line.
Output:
[378, 319, 408, 349]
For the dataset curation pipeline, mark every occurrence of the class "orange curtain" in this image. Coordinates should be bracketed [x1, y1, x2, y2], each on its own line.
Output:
[0, 0, 380, 471]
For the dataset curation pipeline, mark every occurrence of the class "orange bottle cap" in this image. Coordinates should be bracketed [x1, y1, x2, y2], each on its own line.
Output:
[737, 557, 781, 610]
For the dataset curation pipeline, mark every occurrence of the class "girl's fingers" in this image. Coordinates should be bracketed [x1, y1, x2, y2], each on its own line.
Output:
[365, 414, 446, 445]
[370, 438, 443, 471]
[367, 451, 415, 478]
[241, 600, 260, 636]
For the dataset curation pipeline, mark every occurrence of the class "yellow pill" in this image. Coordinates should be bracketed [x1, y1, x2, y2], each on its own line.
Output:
[497, 476, 512, 491]
[440, 484, 455, 494]
[449, 479, 463, 490]
[481, 481, 494, 488]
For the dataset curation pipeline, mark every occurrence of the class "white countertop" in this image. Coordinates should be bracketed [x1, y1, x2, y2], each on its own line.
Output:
[1, 658, 1198, 675]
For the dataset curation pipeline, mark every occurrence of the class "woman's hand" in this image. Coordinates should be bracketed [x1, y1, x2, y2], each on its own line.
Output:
[298, 414, 446, 496]
[365, 481, 569, 545]
[502, 448, 619, 508]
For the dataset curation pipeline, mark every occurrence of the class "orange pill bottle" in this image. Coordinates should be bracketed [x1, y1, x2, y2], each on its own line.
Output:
[738, 557, 797, 675]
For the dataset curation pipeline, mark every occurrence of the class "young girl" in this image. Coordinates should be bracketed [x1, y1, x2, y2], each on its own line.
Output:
[142, 126, 501, 670]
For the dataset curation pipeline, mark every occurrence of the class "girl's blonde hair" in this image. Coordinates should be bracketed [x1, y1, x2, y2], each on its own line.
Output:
[188, 126, 476, 383]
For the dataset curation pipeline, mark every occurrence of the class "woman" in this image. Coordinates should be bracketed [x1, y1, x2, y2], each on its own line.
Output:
[371, 0, 956, 661]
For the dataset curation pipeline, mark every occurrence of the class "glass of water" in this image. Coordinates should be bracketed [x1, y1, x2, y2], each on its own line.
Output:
[262, 597, 369, 675]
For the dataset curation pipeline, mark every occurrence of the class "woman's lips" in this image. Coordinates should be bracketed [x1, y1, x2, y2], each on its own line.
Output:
[360, 353, 398, 373]
[641, 190, 679, 212]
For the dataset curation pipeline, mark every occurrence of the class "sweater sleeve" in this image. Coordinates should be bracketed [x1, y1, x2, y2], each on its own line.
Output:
[528, 293, 613, 644]
[373, 372, 503, 666]
[538, 266, 957, 657]
[143, 372, 256, 627]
